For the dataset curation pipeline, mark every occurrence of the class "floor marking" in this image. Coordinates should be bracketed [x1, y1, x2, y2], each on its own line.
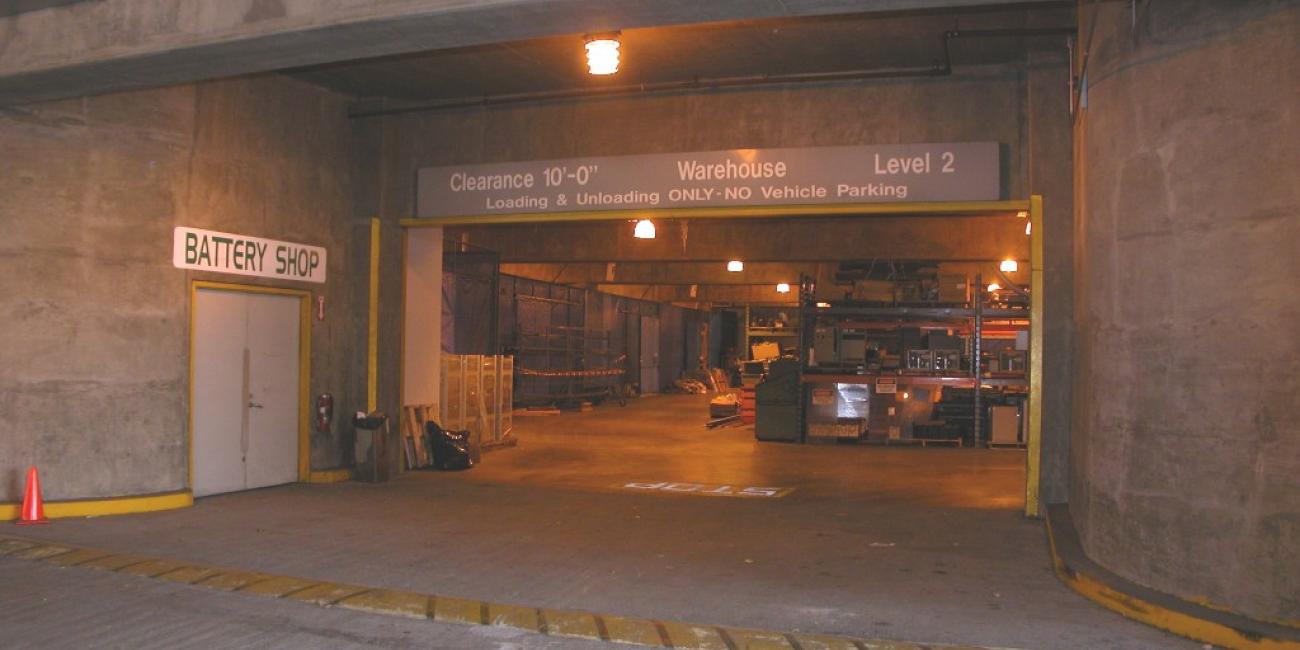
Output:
[150, 565, 193, 580]
[44, 548, 113, 568]
[275, 583, 323, 599]
[108, 558, 156, 574]
[155, 564, 220, 584]
[618, 481, 794, 499]
[0, 533, 1009, 650]
[13, 545, 76, 561]
[716, 625, 740, 650]
[0, 539, 37, 555]
[229, 575, 276, 592]
[1044, 505, 1300, 650]
[654, 620, 675, 648]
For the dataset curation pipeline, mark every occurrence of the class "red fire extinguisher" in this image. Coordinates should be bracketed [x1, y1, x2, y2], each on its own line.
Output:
[315, 393, 334, 433]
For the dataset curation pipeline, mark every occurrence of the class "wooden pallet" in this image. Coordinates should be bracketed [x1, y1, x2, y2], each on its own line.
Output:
[401, 404, 437, 470]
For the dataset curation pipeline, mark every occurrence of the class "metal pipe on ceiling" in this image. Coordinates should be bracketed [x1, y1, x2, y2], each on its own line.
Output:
[348, 27, 1075, 119]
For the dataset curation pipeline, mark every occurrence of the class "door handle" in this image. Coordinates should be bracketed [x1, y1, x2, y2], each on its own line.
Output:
[248, 401, 264, 409]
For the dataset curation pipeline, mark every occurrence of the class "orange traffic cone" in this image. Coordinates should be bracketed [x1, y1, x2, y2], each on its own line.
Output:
[16, 466, 48, 525]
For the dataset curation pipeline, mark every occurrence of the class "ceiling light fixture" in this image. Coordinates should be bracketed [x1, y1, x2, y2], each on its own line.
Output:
[727, 260, 744, 272]
[633, 219, 656, 239]
[999, 259, 1019, 273]
[1016, 211, 1029, 219]
[987, 282, 1002, 292]
[584, 33, 621, 75]
[776, 283, 791, 293]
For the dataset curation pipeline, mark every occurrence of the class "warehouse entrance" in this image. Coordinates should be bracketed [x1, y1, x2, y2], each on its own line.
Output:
[190, 282, 311, 497]
[399, 198, 1043, 516]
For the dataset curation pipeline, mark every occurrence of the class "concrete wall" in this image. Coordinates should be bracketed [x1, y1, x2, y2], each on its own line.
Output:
[0, 74, 365, 502]
[368, 63, 1075, 499]
[402, 227, 443, 406]
[1070, 1, 1299, 621]
[1028, 47, 1074, 504]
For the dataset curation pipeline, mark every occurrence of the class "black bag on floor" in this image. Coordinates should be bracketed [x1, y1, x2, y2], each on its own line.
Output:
[424, 421, 480, 470]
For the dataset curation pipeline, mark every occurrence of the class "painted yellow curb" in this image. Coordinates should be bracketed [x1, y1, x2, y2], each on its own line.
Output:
[0, 490, 193, 522]
[305, 469, 353, 484]
[0, 533, 1002, 650]
[1044, 508, 1300, 650]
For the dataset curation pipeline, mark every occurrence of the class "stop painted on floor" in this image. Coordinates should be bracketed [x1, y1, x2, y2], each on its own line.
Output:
[619, 481, 794, 498]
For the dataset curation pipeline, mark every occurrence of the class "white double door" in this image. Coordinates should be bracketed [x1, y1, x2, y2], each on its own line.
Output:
[192, 289, 301, 497]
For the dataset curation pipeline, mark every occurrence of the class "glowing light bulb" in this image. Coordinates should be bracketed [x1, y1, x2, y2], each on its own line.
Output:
[816, 302, 831, 308]
[987, 283, 1002, 292]
[727, 260, 744, 272]
[633, 219, 655, 239]
[1025, 221, 1032, 236]
[585, 36, 620, 75]
[776, 283, 790, 294]
[999, 259, 1019, 273]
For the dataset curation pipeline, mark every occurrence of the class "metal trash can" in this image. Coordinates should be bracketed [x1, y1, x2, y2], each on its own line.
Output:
[352, 411, 389, 483]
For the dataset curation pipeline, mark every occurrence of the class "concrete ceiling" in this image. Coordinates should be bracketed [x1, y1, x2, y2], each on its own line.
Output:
[291, 5, 1073, 103]
[0, 0, 88, 18]
[453, 215, 1030, 304]
[0, 0, 1071, 106]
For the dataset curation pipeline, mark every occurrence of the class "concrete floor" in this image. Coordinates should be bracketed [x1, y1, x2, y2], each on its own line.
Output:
[0, 556, 612, 649]
[11, 394, 1192, 649]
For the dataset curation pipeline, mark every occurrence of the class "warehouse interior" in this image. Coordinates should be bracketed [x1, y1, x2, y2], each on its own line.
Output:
[427, 210, 1035, 474]
[1, 1, 1296, 649]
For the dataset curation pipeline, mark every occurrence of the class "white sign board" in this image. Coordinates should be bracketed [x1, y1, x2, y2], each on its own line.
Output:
[173, 227, 326, 284]
[417, 142, 1000, 218]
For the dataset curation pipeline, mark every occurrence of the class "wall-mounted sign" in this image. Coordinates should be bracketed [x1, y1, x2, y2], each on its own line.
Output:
[417, 142, 999, 218]
[172, 227, 326, 284]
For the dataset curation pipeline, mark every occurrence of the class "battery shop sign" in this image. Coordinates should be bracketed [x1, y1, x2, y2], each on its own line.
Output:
[417, 142, 999, 218]
[172, 227, 327, 284]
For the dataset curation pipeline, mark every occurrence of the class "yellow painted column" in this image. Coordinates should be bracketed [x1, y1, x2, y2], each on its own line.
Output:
[368, 218, 380, 413]
[1025, 195, 1045, 518]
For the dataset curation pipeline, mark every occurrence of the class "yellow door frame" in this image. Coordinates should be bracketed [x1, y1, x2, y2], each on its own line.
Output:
[188, 280, 313, 487]
[396, 197, 1044, 517]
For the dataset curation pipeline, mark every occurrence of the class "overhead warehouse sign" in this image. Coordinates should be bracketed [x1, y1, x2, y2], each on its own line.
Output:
[172, 227, 326, 283]
[417, 142, 999, 218]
